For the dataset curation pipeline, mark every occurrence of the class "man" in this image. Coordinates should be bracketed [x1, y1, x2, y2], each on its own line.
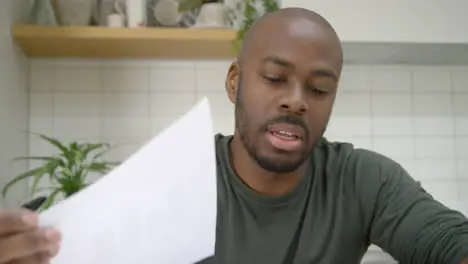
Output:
[0, 7, 467, 264]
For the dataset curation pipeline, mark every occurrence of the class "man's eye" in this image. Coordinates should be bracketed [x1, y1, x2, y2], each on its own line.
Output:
[264, 76, 285, 83]
[311, 87, 328, 94]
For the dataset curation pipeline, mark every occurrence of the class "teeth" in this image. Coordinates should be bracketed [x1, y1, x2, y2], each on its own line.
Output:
[279, 131, 293, 136]
[273, 131, 297, 140]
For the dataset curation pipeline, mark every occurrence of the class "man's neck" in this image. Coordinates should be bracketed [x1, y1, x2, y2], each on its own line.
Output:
[229, 135, 307, 196]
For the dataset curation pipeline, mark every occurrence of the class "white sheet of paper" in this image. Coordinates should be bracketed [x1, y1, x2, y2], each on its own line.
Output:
[39, 97, 217, 264]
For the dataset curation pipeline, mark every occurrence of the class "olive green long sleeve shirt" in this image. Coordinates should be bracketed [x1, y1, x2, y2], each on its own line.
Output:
[198, 135, 468, 264]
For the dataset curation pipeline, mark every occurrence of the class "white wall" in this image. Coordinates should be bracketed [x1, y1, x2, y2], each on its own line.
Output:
[283, 0, 468, 44]
[0, 0, 29, 208]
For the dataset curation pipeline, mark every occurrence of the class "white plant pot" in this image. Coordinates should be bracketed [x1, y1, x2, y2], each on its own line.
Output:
[54, 0, 95, 26]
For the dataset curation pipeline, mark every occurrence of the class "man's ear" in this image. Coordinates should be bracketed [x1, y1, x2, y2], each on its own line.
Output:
[225, 61, 240, 104]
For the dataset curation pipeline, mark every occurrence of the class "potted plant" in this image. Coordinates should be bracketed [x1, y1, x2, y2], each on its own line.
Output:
[232, 0, 279, 50]
[178, 0, 280, 51]
[1, 133, 120, 211]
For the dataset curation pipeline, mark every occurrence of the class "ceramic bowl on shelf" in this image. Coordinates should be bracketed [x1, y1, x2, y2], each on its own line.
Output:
[147, 0, 200, 28]
[191, 3, 229, 29]
[152, 0, 182, 26]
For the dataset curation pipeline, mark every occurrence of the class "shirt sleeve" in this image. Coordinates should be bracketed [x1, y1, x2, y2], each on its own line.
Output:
[351, 149, 468, 264]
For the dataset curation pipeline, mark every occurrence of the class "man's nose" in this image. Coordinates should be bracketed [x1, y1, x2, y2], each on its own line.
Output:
[278, 84, 308, 115]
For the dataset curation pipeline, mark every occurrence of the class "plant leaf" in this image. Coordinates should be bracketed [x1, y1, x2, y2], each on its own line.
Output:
[84, 162, 115, 173]
[55, 141, 77, 169]
[57, 177, 86, 198]
[61, 167, 74, 178]
[31, 159, 62, 195]
[34, 133, 69, 155]
[29, 167, 48, 196]
[83, 143, 110, 157]
[11, 156, 57, 162]
[41, 187, 63, 210]
[75, 150, 84, 164]
[36, 186, 61, 192]
[2, 167, 44, 198]
[92, 149, 110, 161]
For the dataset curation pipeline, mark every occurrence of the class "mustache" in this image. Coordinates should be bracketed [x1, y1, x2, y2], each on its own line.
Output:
[262, 115, 309, 135]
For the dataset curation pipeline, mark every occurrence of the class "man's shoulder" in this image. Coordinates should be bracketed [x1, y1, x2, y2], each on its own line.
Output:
[319, 138, 418, 205]
[317, 137, 389, 162]
[318, 138, 405, 180]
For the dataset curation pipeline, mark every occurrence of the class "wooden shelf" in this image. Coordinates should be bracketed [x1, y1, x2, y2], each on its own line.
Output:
[16, 25, 468, 64]
[12, 25, 238, 59]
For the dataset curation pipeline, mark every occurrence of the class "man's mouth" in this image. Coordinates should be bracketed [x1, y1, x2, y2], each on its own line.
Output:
[270, 130, 301, 141]
[265, 123, 305, 152]
[267, 123, 305, 140]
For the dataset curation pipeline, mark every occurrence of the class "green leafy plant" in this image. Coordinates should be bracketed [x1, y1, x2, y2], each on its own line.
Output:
[178, 0, 279, 52]
[233, 0, 279, 51]
[1, 133, 120, 211]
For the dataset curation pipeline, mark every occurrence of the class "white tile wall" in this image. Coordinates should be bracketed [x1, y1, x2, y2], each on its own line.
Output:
[28, 60, 468, 216]
[0, 0, 29, 209]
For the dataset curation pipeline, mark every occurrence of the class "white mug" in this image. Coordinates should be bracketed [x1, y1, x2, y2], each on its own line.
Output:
[126, 0, 147, 27]
[107, 13, 124, 27]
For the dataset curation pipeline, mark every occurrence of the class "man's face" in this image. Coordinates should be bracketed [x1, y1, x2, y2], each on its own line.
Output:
[227, 19, 342, 173]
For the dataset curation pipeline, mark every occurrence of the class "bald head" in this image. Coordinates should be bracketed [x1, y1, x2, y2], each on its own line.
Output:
[223, 7, 346, 176]
[224, 7, 343, 174]
[238, 7, 343, 70]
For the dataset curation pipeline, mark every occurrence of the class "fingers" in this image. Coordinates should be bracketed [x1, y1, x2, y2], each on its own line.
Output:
[7, 251, 52, 264]
[0, 210, 37, 236]
[0, 228, 61, 263]
[14, 244, 60, 263]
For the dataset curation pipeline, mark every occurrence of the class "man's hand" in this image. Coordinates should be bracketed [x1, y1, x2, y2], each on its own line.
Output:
[0, 210, 61, 263]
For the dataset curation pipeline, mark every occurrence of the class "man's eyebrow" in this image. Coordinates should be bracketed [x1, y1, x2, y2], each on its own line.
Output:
[312, 68, 338, 81]
[262, 56, 338, 81]
[262, 56, 294, 68]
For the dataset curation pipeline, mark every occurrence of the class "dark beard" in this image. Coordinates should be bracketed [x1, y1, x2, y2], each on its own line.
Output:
[234, 75, 312, 173]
